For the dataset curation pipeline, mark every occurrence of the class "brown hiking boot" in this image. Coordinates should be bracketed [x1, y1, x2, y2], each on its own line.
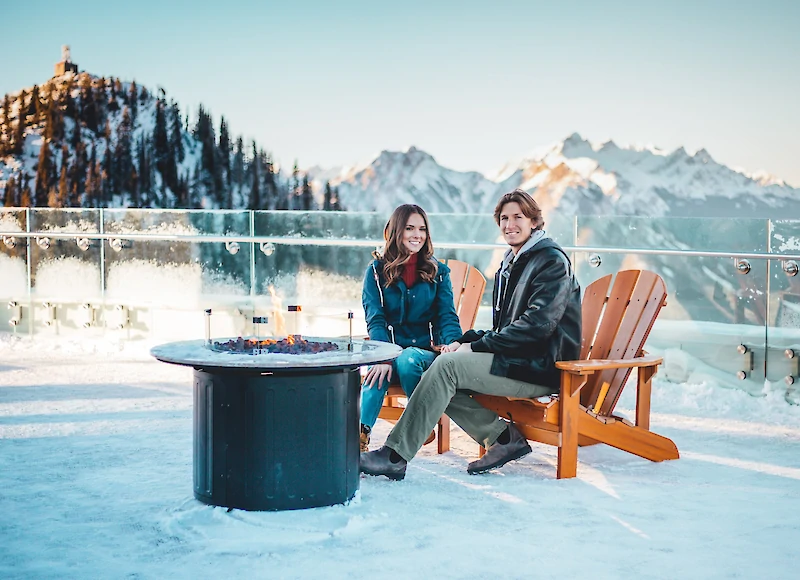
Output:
[360, 424, 371, 453]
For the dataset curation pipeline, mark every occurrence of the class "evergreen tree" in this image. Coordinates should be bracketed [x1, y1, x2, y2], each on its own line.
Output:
[3, 176, 17, 207]
[102, 120, 113, 205]
[69, 143, 84, 208]
[56, 164, 69, 208]
[20, 174, 33, 207]
[79, 75, 97, 133]
[107, 87, 120, 113]
[70, 113, 82, 148]
[153, 99, 170, 186]
[218, 116, 231, 207]
[323, 181, 333, 211]
[12, 89, 26, 154]
[70, 141, 87, 207]
[170, 102, 184, 163]
[301, 174, 313, 210]
[136, 134, 149, 204]
[332, 186, 342, 211]
[262, 151, 277, 209]
[27, 85, 40, 122]
[128, 81, 138, 122]
[62, 77, 76, 117]
[93, 77, 108, 125]
[35, 83, 50, 124]
[43, 95, 64, 142]
[0, 96, 10, 156]
[35, 140, 53, 206]
[231, 136, 245, 205]
[130, 165, 139, 207]
[248, 141, 260, 209]
[85, 145, 99, 207]
[115, 107, 134, 196]
[189, 162, 203, 208]
[289, 161, 300, 210]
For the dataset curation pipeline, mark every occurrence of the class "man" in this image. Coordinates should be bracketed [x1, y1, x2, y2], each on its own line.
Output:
[359, 189, 582, 480]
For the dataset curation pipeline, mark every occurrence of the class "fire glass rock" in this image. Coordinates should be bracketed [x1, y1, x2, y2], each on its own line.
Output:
[212, 336, 340, 355]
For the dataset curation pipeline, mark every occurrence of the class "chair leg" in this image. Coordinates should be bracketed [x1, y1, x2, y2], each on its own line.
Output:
[437, 414, 450, 454]
[636, 366, 655, 430]
[557, 372, 581, 479]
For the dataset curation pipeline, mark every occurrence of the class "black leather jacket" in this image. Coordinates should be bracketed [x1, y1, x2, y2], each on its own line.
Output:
[459, 238, 581, 391]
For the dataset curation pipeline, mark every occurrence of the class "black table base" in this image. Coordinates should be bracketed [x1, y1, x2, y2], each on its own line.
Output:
[193, 366, 361, 511]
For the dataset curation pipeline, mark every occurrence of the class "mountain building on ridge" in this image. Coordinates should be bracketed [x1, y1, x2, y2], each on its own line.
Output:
[54, 45, 78, 77]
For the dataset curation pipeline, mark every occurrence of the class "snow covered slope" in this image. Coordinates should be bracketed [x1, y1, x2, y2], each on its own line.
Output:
[310, 133, 799, 218]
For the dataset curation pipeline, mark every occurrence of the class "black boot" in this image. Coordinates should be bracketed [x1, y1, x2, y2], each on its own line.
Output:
[359, 446, 407, 481]
[467, 423, 531, 475]
[360, 424, 371, 453]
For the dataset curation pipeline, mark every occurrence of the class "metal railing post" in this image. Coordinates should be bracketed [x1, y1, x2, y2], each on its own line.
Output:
[25, 207, 32, 336]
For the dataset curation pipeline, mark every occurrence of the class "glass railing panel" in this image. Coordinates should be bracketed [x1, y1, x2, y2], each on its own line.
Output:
[103, 208, 250, 236]
[768, 220, 800, 403]
[250, 240, 372, 338]
[251, 210, 574, 246]
[19, 209, 103, 333]
[253, 211, 384, 240]
[0, 208, 28, 302]
[101, 210, 252, 308]
[247, 235, 502, 340]
[573, 250, 769, 396]
[575, 215, 769, 253]
[28, 208, 103, 302]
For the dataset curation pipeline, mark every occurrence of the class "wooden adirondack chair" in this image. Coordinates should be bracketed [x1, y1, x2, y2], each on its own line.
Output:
[378, 259, 487, 453]
[473, 269, 679, 478]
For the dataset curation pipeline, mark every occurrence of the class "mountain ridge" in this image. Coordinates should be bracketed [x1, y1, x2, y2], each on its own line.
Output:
[308, 133, 798, 219]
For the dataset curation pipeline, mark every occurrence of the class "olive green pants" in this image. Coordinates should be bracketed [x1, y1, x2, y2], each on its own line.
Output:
[385, 352, 553, 461]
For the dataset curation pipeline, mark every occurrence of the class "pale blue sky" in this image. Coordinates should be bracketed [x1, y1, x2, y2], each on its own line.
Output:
[3, 0, 799, 185]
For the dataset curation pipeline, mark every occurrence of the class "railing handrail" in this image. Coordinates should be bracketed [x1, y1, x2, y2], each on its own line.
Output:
[2, 229, 800, 262]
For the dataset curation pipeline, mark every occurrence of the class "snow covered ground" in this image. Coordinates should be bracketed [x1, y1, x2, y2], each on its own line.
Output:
[1, 334, 799, 579]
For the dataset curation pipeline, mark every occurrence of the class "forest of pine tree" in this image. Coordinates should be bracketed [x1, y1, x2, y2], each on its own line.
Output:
[0, 73, 343, 211]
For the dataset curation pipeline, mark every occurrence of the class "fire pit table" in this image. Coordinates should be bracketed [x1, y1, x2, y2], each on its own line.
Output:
[151, 337, 401, 511]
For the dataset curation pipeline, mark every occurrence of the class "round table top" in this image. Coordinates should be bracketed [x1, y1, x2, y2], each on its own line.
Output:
[150, 337, 402, 371]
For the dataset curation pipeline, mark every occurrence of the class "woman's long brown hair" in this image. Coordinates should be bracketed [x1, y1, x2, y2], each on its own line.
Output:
[374, 204, 438, 286]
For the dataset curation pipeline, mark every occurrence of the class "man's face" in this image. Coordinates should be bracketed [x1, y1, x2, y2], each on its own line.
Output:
[498, 202, 534, 252]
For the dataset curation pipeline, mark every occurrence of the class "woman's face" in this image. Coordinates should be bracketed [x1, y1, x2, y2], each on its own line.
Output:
[401, 212, 427, 254]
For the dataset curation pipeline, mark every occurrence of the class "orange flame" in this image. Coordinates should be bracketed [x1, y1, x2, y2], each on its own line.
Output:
[268, 285, 286, 336]
[286, 335, 296, 345]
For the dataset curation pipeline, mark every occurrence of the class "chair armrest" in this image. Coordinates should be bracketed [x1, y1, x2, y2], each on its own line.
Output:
[556, 354, 663, 374]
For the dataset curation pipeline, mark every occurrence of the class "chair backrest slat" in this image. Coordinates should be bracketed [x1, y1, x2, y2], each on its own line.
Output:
[445, 259, 486, 333]
[580, 274, 612, 360]
[458, 267, 486, 331]
[580, 270, 640, 406]
[599, 275, 666, 414]
[579, 270, 667, 413]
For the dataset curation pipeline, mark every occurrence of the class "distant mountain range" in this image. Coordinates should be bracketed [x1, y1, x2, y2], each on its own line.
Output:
[308, 132, 798, 219]
[2, 68, 796, 220]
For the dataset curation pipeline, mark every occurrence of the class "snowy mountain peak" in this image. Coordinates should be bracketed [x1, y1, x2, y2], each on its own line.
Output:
[308, 133, 798, 219]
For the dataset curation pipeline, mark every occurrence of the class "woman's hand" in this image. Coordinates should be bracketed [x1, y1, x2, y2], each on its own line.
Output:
[439, 341, 461, 353]
[364, 363, 393, 389]
[455, 342, 473, 353]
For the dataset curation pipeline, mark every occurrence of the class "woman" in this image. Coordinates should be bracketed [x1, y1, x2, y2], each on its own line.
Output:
[360, 204, 463, 451]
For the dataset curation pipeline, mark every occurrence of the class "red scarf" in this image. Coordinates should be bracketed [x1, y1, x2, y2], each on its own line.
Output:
[402, 253, 419, 287]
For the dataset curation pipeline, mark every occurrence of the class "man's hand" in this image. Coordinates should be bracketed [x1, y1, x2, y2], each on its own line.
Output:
[439, 341, 461, 353]
[364, 363, 392, 388]
[455, 342, 473, 353]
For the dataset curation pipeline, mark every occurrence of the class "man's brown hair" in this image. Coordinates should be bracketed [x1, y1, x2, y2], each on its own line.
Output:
[493, 188, 545, 230]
